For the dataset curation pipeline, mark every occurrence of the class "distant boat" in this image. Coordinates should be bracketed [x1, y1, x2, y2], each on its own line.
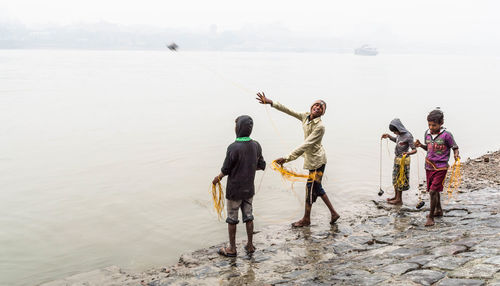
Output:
[355, 45, 378, 56]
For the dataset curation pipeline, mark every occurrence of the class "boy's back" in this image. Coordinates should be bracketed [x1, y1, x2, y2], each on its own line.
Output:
[221, 115, 265, 200]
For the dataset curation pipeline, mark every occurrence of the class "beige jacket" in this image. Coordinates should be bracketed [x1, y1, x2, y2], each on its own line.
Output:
[272, 101, 327, 170]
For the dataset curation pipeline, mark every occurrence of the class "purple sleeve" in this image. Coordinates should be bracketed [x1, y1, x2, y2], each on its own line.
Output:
[445, 132, 458, 149]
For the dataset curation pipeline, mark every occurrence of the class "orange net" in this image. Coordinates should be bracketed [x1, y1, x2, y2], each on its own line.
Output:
[446, 158, 462, 200]
[270, 160, 322, 182]
[211, 181, 225, 220]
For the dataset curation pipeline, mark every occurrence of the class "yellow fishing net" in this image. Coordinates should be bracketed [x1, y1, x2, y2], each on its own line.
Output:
[395, 154, 409, 188]
[270, 160, 322, 182]
[211, 181, 225, 220]
[446, 158, 462, 199]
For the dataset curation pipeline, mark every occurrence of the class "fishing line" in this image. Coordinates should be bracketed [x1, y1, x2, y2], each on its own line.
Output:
[415, 151, 426, 209]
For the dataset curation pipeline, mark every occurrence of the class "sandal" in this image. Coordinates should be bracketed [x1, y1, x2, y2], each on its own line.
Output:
[218, 247, 237, 257]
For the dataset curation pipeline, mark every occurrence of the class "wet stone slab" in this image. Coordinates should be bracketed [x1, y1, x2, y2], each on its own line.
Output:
[450, 263, 500, 279]
[484, 255, 500, 266]
[387, 247, 426, 258]
[379, 262, 420, 275]
[403, 269, 446, 286]
[424, 256, 472, 270]
[431, 245, 468, 256]
[436, 278, 486, 286]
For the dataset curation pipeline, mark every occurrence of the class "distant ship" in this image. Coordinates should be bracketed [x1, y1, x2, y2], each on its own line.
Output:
[354, 45, 378, 56]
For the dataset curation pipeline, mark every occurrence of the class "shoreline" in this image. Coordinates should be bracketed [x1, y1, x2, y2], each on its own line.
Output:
[41, 151, 500, 286]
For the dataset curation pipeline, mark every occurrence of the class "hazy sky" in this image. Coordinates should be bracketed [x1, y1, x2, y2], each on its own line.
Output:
[2, 0, 499, 39]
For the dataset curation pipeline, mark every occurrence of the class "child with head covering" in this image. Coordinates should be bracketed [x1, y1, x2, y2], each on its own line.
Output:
[381, 118, 417, 205]
[212, 115, 266, 256]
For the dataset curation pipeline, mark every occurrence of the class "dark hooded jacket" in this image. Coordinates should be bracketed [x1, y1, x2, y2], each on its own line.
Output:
[389, 118, 416, 157]
[221, 115, 266, 200]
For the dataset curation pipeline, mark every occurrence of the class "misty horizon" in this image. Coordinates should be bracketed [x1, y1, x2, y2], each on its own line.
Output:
[1, 20, 499, 55]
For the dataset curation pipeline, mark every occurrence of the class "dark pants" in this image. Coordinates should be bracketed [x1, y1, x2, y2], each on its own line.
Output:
[306, 164, 326, 204]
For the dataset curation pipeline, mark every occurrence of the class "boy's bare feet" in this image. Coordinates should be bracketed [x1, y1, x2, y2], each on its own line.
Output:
[330, 214, 340, 225]
[386, 197, 396, 202]
[434, 210, 443, 217]
[387, 199, 403, 205]
[244, 244, 255, 253]
[425, 215, 435, 227]
[291, 218, 311, 227]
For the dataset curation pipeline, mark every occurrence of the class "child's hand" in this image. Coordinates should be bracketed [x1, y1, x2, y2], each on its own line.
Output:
[256, 92, 273, 105]
[381, 133, 389, 139]
[275, 157, 286, 165]
[212, 175, 221, 185]
[415, 140, 422, 148]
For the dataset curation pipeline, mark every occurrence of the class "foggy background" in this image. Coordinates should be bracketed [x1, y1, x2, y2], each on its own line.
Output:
[1, 0, 500, 54]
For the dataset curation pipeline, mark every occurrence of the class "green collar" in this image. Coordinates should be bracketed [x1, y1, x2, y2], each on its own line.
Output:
[236, 137, 251, 142]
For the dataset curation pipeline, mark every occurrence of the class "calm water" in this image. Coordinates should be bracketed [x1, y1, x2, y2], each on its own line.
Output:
[1, 50, 499, 285]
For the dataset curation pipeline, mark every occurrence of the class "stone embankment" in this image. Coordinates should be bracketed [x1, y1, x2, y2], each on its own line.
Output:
[42, 151, 500, 286]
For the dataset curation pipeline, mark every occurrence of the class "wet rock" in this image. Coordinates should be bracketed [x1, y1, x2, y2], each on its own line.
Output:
[452, 237, 484, 248]
[387, 247, 426, 258]
[450, 263, 500, 279]
[282, 269, 307, 279]
[380, 262, 420, 275]
[347, 235, 373, 245]
[436, 278, 486, 286]
[403, 269, 446, 286]
[424, 256, 472, 270]
[446, 210, 469, 217]
[405, 255, 440, 266]
[431, 245, 468, 256]
[483, 256, 500, 266]
[374, 236, 395, 245]
[330, 269, 374, 284]
[330, 241, 366, 255]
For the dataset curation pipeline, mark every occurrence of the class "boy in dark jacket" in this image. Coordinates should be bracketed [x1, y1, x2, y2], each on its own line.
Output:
[213, 115, 266, 257]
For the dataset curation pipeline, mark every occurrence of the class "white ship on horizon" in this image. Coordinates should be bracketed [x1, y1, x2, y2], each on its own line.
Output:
[355, 45, 378, 56]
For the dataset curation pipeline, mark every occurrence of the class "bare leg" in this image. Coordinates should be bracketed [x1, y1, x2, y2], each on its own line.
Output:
[320, 194, 340, 223]
[426, 191, 437, 226]
[434, 192, 443, 216]
[292, 202, 312, 227]
[245, 221, 255, 252]
[226, 223, 237, 254]
[388, 190, 403, 205]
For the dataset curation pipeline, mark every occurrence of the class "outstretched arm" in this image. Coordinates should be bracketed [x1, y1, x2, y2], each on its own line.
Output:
[381, 133, 396, 142]
[415, 139, 428, 151]
[256, 92, 306, 121]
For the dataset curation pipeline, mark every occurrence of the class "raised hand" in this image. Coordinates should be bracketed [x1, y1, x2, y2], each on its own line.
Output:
[256, 92, 272, 105]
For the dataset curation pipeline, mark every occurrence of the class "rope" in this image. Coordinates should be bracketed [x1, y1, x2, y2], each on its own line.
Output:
[379, 139, 383, 195]
[395, 154, 408, 189]
[270, 160, 322, 182]
[446, 158, 462, 201]
[211, 181, 226, 221]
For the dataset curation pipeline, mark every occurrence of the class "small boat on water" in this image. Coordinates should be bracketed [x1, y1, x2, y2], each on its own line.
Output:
[355, 45, 378, 56]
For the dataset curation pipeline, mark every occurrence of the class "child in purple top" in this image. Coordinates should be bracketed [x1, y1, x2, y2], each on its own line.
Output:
[415, 109, 460, 227]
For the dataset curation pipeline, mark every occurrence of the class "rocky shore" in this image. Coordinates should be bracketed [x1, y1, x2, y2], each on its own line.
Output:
[42, 151, 500, 286]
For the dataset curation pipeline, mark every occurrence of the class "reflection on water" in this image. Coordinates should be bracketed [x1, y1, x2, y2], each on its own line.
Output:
[0, 50, 499, 285]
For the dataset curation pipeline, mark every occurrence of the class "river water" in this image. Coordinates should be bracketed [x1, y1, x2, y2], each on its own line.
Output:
[1, 50, 499, 285]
